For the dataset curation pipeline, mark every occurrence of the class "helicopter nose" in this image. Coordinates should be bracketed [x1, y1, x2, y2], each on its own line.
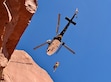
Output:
[47, 48, 55, 56]
[47, 49, 50, 52]
[47, 49, 53, 56]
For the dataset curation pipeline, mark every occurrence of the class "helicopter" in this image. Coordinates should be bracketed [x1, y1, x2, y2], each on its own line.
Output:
[34, 8, 78, 56]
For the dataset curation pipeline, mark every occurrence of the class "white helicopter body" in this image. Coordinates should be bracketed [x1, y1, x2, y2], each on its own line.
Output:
[34, 8, 78, 56]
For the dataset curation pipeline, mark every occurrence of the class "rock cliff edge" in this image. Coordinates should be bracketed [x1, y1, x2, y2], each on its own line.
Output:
[2, 50, 53, 82]
[0, 0, 53, 81]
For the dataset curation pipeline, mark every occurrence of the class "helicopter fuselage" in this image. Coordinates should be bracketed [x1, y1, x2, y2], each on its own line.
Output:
[47, 35, 62, 55]
[46, 12, 77, 55]
[47, 39, 61, 55]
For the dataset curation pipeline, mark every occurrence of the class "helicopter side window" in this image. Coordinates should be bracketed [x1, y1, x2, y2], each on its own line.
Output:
[47, 49, 50, 52]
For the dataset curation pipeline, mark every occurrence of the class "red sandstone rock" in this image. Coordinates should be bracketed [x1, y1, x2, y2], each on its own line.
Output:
[0, 0, 53, 81]
[0, 0, 37, 60]
[2, 50, 53, 82]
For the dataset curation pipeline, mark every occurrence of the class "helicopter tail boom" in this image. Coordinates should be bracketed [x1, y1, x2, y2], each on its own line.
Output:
[65, 17, 76, 25]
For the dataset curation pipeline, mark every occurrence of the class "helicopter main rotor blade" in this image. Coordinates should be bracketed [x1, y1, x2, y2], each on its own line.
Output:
[33, 42, 48, 50]
[63, 43, 75, 54]
[56, 13, 60, 35]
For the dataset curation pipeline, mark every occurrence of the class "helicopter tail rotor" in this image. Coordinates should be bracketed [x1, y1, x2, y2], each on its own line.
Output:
[56, 13, 61, 35]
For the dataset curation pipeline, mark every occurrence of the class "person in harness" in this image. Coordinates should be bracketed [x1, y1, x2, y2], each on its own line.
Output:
[53, 61, 60, 72]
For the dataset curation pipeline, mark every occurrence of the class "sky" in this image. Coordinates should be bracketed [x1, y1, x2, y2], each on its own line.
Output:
[16, 0, 111, 82]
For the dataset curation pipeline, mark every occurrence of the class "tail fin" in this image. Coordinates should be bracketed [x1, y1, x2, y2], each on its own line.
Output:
[65, 17, 76, 25]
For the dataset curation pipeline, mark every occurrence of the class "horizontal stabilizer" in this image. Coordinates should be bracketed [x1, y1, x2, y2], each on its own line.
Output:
[65, 17, 76, 25]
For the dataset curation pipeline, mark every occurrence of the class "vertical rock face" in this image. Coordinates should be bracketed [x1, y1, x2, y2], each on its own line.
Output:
[0, 0, 37, 59]
[2, 50, 53, 82]
[0, 0, 54, 81]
